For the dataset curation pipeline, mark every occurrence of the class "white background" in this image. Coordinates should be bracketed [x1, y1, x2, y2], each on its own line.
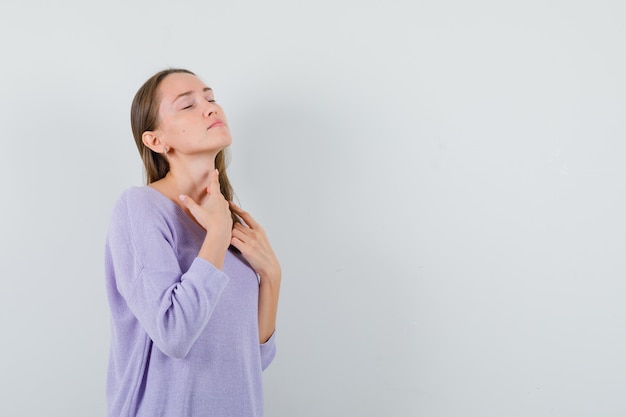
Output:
[1, 1, 625, 416]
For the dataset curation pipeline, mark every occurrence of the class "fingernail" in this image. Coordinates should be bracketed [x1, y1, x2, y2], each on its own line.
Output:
[178, 195, 185, 202]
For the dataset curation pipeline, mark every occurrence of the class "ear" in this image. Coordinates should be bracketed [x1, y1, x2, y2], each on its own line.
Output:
[142, 131, 166, 154]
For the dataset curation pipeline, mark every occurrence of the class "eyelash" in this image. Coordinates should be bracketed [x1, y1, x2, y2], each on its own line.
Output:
[183, 99, 215, 110]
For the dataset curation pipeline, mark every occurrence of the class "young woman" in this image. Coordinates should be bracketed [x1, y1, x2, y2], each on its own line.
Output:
[104, 68, 281, 417]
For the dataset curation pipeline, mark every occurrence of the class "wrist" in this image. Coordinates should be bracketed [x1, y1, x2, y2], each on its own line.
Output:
[258, 268, 281, 286]
[199, 235, 229, 270]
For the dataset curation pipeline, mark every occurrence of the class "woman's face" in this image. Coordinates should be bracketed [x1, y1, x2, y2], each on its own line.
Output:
[154, 72, 231, 156]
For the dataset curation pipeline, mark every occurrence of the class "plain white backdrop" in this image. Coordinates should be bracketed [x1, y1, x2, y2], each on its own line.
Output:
[1, 0, 625, 416]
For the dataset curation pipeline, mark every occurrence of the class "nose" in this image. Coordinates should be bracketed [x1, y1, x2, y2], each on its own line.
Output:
[202, 101, 218, 118]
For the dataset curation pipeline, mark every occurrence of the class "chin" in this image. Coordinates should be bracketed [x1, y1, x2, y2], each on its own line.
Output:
[218, 138, 232, 150]
[204, 132, 232, 151]
[220, 133, 233, 148]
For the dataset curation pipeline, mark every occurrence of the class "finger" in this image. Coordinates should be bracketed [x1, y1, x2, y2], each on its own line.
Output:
[231, 228, 248, 243]
[179, 194, 197, 209]
[229, 202, 260, 228]
[232, 224, 253, 242]
[230, 236, 245, 252]
[231, 229, 245, 243]
[179, 195, 203, 220]
[207, 169, 220, 195]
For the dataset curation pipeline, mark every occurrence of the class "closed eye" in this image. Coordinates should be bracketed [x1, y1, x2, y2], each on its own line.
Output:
[181, 98, 214, 110]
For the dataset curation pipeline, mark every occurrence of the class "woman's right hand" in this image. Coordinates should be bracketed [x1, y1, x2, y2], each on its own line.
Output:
[179, 169, 233, 267]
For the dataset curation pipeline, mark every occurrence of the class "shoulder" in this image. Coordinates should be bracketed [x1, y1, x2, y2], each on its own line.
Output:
[116, 186, 158, 206]
[107, 186, 183, 245]
[111, 186, 168, 215]
[109, 186, 168, 228]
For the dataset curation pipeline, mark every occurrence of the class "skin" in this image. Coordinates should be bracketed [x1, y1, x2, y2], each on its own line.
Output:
[141, 72, 281, 344]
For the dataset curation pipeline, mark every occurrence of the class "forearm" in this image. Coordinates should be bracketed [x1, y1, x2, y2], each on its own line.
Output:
[258, 272, 281, 344]
[123, 258, 230, 358]
[227, 203, 281, 344]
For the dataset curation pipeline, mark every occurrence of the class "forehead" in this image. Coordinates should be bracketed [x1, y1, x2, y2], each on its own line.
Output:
[158, 72, 208, 101]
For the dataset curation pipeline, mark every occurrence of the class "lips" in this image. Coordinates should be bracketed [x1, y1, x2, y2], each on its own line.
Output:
[208, 119, 225, 129]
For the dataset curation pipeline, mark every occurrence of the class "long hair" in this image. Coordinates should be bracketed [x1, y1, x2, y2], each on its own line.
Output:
[130, 68, 239, 224]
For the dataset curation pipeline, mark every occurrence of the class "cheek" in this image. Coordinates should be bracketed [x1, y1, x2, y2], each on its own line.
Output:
[168, 118, 187, 135]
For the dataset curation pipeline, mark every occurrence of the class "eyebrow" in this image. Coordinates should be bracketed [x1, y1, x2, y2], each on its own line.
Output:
[173, 87, 213, 102]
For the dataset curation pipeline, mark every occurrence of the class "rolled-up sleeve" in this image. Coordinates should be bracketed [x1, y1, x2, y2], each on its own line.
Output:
[260, 330, 277, 370]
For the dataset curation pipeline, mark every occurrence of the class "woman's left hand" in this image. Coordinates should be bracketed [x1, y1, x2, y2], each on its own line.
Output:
[230, 202, 281, 343]
[229, 203, 281, 282]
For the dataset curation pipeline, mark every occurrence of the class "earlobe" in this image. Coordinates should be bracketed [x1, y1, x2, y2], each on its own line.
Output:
[142, 131, 165, 154]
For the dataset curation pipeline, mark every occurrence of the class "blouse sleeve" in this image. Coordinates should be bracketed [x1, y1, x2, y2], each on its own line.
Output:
[105, 190, 230, 358]
[260, 330, 277, 370]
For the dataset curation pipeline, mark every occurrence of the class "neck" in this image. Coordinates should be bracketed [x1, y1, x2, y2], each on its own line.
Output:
[163, 152, 218, 204]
